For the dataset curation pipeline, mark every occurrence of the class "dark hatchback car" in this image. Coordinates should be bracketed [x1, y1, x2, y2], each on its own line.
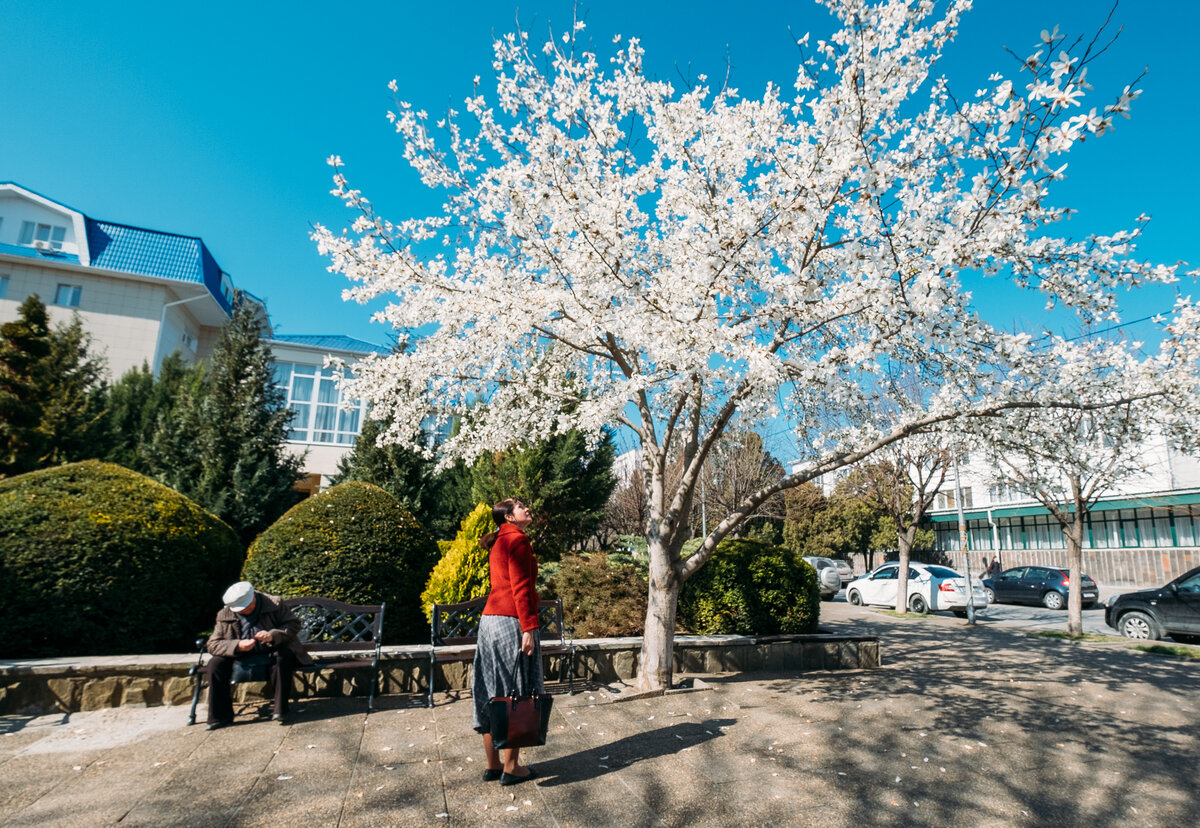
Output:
[1106, 566, 1200, 643]
[982, 566, 1099, 610]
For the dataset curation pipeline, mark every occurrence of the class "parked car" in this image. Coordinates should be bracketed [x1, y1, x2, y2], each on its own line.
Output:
[833, 558, 854, 586]
[845, 561, 987, 616]
[982, 566, 1099, 610]
[1105, 566, 1200, 643]
[803, 556, 843, 601]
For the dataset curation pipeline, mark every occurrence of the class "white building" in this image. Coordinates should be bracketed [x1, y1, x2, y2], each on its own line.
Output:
[269, 334, 388, 496]
[1, 182, 384, 494]
[926, 436, 1200, 587]
[0, 182, 235, 378]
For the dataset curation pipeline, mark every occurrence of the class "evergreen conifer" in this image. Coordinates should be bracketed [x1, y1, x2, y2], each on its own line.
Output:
[149, 297, 301, 542]
[330, 416, 470, 539]
[420, 502, 494, 619]
[469, 429, 616, 557]
[0, 295, 52, 475]
[35, 315, 109, 466]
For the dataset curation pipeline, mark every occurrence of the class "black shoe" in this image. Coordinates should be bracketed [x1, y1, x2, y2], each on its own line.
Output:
[500, 768, 537, 786]
[206, 720, 232, 731]
[482, 768, 503, 782]
[271, 713, 288, 724]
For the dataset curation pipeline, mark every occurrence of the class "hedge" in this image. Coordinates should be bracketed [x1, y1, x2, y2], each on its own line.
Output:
[545, 551, 648, 637]
[0, 461, 243, 657]
[678, 538, 819, 635]
[242, 481, 438, 644]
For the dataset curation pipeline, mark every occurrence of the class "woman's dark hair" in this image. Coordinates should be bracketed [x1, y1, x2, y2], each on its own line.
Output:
[480, 498, 524, 549]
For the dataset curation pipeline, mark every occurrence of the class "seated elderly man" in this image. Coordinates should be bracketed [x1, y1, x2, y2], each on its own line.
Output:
[205, 581, 312, 730]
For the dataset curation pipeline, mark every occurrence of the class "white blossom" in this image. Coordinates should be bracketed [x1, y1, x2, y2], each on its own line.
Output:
[316, 0, 1198, 690]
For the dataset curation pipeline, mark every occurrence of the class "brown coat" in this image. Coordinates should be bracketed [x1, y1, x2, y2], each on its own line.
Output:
[206, 592, 313, 666]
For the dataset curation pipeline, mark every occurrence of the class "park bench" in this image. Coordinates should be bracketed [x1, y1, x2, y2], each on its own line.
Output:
[187, 596, 385, 724]
[428, 596, 574, 707]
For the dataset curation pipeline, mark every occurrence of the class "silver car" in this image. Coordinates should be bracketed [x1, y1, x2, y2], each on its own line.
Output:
[833, 559, 853, 586]
[803, 556, 843, 602]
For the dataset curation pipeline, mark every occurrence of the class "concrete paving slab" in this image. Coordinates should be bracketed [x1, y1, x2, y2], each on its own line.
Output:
[2, 601, 1198, 827]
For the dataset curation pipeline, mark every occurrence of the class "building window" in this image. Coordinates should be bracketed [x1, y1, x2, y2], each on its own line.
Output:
[1175, 507, 1197, 547]
[274, 361, 365, 445]
[0, 274, 8, 299]
[19, 221, 67, 250]
[54, 284, 82, 307]
[180, 331, 196, 351]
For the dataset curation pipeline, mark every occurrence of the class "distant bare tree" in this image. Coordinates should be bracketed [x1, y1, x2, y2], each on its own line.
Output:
[695, 431, 786, 539]
[839, 438, 950, 613]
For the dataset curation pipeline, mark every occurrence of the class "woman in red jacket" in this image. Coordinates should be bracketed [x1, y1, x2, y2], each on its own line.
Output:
[472, 498, 542, 786]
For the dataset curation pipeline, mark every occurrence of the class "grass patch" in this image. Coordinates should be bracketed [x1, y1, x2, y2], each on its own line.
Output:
[1131, 644, 1200, 660]
[1029, 630, 1123, 643]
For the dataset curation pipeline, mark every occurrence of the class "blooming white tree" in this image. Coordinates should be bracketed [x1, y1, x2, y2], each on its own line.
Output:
[315, 0, 1199, 690]
[972, 336, 1196, 637]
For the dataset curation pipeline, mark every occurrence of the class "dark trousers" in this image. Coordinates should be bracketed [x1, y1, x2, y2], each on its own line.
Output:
[206, 648, 298, 723]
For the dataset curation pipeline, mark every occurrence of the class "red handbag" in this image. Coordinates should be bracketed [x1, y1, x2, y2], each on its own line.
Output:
[489, 653, 553, 749]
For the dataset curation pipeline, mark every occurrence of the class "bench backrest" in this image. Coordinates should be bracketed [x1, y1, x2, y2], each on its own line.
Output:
[281, 596, 385, 655]
[431, 597, 567, 647]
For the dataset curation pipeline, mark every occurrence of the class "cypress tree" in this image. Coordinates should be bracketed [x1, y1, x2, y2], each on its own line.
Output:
[0, 295, 53, 476]
[469, 429, 617, 558]
[331, 416, 471, 540]
[149, 297, 302, 543]
[35, 314, 109, 467]
[105, 354, 202, 474]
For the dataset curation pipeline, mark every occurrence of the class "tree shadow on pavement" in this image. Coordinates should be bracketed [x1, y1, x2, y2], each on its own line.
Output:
[719, 611, 1200, 826]
[533, 718, 735, 787]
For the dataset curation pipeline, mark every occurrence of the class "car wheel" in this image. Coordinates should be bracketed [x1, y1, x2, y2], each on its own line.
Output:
[1118, 611, 1159, 641]
[1042, 590, 1065, 610]
[848, 590, 863, 606]
[909, 595, 928, 614]
[984, 587, 996, 604]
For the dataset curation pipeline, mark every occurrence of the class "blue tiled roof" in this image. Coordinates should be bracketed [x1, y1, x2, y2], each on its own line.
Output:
[0, 241, 81, 265]
[269, 334, 389, 355]
[85, 220, 232, 313]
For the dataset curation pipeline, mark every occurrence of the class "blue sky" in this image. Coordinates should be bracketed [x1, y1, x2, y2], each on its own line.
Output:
[3, 0, 1196, 350]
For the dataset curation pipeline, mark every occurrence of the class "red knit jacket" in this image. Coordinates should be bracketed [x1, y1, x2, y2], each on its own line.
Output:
[483, 523, 540, 632]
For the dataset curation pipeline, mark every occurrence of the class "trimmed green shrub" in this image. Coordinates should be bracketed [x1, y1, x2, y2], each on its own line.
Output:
[545, 551, 648, 637]
[242, 482, 437, 644]
[678, 538, 819, 635]
[420, 503, 493, 620]
[0, 461, 243, 657]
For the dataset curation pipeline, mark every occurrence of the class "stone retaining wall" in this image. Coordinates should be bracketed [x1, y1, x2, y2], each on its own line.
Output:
[0, 633, 879, 716]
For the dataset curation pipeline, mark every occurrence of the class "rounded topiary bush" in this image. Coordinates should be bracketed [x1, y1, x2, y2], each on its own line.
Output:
[242, 482, 438, 644]
[0, 461, 244, 658]
[678, 538, 819, 635]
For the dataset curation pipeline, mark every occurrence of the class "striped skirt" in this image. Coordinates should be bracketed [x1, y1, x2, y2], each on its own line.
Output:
[472, 614, 543, 734]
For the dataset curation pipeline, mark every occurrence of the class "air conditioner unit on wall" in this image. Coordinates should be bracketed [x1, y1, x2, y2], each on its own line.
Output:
[32, 240, 52, 251]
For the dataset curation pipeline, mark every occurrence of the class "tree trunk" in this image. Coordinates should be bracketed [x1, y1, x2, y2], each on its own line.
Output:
[895, 528, 915, 613]
[1065, 516, 1085, 638]
[636, 539, 680, 692]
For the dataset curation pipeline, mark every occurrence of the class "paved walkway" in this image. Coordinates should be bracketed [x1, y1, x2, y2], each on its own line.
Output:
[2, 603, 1197, 827]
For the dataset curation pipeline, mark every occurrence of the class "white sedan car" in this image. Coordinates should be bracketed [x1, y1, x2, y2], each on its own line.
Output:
[846, 561, 988, 616]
